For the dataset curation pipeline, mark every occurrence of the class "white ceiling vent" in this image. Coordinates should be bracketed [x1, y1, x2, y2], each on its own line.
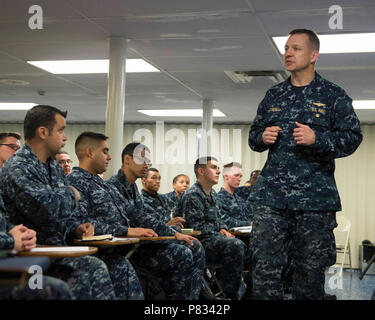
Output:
[224, 70, 285, 83]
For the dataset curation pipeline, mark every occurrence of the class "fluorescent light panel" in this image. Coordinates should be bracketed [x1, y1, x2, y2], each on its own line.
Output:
[27, 59, 159, 74]
[353, 100, 375, 109]
[273, 33, 375, 54]
[138, 109, 226, 117]
[0, 103, 36, 110]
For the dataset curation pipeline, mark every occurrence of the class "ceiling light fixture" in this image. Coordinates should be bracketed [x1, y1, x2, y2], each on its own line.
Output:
[353, 100, 375, 109]
[27, 59, 159, 74]
[138, 109, 226, 117]
[0, 103, 37, 110]
[273, 33, 375, 54]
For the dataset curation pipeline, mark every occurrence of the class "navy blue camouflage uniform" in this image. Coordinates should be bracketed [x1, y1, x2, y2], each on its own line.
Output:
[175, 181, 250, 298]
[217, 187, 252, 229]
[248, 72, 363, 300]
[141, 189, 177, 229]
[0, 190, 73, 300]
[0, 145, 117, 300]
[66, 167, 145, 300]
[108, 169, 205, 300]
[164, 191, 179, 214]
[235, 186, 251, 202]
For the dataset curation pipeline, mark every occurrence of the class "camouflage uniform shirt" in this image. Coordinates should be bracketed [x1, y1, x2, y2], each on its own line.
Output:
[141, 189, 175, 225]
[66, 167, 130, 236]
[108, 169, 176, 236]
[249, 72, 363, 211]
[0, 144, 81, 245]
[175, 181, 227, 236]
[217, 187, 252, 229]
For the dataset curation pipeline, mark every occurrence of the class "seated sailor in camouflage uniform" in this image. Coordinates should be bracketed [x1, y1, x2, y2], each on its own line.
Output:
[0, 190, 73, 300]
[66, 132, 145, 300]
[164, 174, 190, 212]
[108, 142, 205, 300]
[141, 168, 185, 230]
[0, 105, 118, 300]
[249, 29, 363, 300]
[175, 156, 252, 300]
[141, 168, 223, 300]
[217, 162, 252, 229]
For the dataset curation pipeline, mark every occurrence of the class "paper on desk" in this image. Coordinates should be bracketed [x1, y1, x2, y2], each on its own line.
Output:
[30, 247, 90, 252]
[112, 237, 139, 242]
[81, 234, 112, 241]
[229, 226, 252, 233]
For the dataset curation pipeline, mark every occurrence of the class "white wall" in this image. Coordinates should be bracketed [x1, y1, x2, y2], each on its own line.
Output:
[1, 122, 374, 268]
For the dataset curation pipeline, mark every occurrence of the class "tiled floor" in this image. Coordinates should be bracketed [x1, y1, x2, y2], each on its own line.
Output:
[324, 266, 375, 300]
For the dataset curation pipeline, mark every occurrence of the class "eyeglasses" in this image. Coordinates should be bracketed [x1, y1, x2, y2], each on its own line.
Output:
[58, 159, 72, 165]
[130, 155, 152, 167]
[0, 144, 20, 151]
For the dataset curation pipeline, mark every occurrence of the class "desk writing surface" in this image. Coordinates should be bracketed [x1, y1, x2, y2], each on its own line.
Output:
[74, 237, 140, 246]
[230, 231, 251, 236]
[18, 246, 98, 258]
[138, 236, 176, 241]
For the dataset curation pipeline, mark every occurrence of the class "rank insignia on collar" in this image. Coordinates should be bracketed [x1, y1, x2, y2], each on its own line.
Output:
[313, 102, 326, 107]
[269, 107, 281, 112]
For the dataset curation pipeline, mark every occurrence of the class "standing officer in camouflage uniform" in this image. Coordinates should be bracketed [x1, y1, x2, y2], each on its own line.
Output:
[141, 168, 185, 229]
[108, 142, 205, 300]
[0, 105, 118, 300]
[249, 29, 363, 300]
[175, 156, 251, 300]
[0, 190, 73, 300]
[66, 132, 148, 300]
[217, 162, 252, 229]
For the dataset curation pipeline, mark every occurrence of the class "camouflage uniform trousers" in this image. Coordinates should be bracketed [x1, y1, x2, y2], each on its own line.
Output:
[0, 275, 73, 300]
[250, 203, 337, 300]
[46, 256, 117, 300]
[200, 234, 248, 298]
[95, 248, 144, 300]
[130, 239, 205, 300]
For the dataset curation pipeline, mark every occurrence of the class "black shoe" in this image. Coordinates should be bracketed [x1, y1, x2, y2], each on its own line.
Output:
[199, 287, 227, 300]
[324, 293, 337, 300]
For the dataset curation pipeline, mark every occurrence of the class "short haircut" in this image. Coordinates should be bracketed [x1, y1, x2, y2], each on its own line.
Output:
[75, 131, 108, 160]
[194, 156, 218, 178]
[121, 142, 150, 164]
[172, 174, 189, 184]
[222, 162, 242, 175]
[0, 132, 22, 143]
[24, 105, 67, 140]
[145, 167, 159, 177]
[55, 150, 69, 156]
[289, 29, 320, 51]
[223, 162, 242, 169]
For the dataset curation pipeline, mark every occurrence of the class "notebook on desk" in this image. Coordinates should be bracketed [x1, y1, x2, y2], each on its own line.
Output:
[80, 234, 113, 241]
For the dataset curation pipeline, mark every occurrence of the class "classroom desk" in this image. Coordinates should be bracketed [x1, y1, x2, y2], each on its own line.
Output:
[74, 237, 140, 246]
[18, 246, 98, 259]
[230, 231, 251, 236]
[181, 230, 202, 237]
